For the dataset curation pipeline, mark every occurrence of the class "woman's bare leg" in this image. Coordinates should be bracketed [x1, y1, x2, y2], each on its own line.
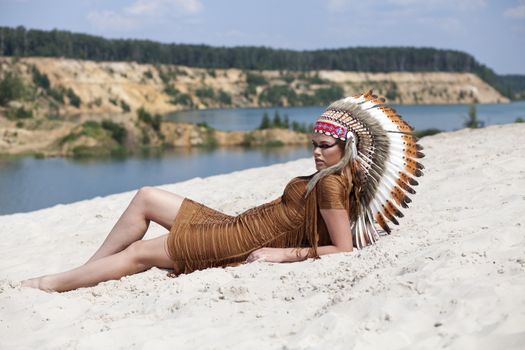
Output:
[86, 186, 185, 263]
[22, 234, 173, 292]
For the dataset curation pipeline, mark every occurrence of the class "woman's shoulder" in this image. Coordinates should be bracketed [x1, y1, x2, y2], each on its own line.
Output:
[318, 172, 349, 187]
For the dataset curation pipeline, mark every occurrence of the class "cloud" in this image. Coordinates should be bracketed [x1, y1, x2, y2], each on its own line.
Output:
[87, 0, 203, 31]
[125, 0, 203, 16]
[86, 10, 139, 31]
[389, 0, 486, 10]
[325, 0, 487, 12]
[504, 0, 525, 19]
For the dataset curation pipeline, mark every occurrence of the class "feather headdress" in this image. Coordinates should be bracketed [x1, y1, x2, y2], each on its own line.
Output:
[307, 90, 425, 248]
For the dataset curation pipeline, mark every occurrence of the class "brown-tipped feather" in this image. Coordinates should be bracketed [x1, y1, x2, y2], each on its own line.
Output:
[401, 134, 420, 148]
[390, 186, 409, 208]
[405, 157, 425, 171]
[379, 107, 413, 132]
[382, 203, 400, 225]
[398, 172, 419, 187]
[386, 200, 404, 218]
[397, 177, 416, 194]
[416, 144, 424, 151]
[403, 162, 423, 177]
[402, 144, 424, 158]
[375, 212, 391, 234]
[362, 92, 384, 105]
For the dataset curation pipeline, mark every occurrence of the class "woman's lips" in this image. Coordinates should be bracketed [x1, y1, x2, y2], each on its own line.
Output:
[315, 159, 324, 164]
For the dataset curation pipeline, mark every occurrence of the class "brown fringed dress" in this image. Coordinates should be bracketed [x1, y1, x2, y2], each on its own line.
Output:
[166, 172, 352, 275]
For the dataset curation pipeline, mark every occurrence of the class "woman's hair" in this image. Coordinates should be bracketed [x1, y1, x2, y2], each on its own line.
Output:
[305, 132, 355, 198]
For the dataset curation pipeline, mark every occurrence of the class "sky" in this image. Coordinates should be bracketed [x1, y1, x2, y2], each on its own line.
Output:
[0, 0, 524, 74]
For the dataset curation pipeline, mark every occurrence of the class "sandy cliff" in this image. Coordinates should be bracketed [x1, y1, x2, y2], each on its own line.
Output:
[0, 56, 508, 117]
[0, 56, 509, 156]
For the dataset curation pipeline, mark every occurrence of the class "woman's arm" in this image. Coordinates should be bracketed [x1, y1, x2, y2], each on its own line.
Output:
[245, 208, 353, 263]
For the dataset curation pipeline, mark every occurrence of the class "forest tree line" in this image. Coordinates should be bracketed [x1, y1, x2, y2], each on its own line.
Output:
[0, 26, 523, 99]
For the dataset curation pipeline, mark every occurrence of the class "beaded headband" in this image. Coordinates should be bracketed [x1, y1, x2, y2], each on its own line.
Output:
[313, 110, 354, 141]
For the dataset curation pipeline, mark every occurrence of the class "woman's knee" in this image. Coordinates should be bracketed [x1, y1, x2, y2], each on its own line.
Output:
[136, 186, 156, 203]
[135, 186, 163, 214]
[125, 240, 152, 268]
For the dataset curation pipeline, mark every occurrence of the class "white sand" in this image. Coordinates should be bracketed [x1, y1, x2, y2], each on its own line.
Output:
[1, 124, 524, 349]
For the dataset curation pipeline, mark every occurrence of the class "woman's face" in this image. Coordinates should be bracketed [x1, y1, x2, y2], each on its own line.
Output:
[312, 133, 344, 170]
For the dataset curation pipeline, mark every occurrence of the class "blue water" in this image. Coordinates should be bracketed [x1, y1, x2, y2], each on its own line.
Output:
[167, 102, 525, 132]
[1, 102, 524, 215]
[0, 145, 310, 215]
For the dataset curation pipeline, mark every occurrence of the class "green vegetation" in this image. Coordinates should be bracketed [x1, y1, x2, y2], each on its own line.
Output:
[7, 106, 33, 119]
[413, 128, 442, 138]
[0, 72, 26, 105]
[496, 75, 525, 100]
[59, 120, 128, 157]
[259, 112, 271, 129]
[259, 85, 297, 106]
[243, 84, 257, 97]
[196, 122, 218, 148]
[304, 73, 327, 85]
[47, 87, 65, 104]
[31, 65, 50, 90]
[137, 107, 161, 131]
[66, 88, 81, 107]
[157, 66, 187, 85]
[292, 121, 313, 133]
[217, 90, 232, 105]
[0, 26, 486, 73]
[246, 73, 267, 86]
[515, 117, 524, 123]
[164, 86, 193, 107]
[1, 26, 522, 99]
[313, 86, 344, 105]
[143, 70, 153, 80]
[385, 82, 398, 101]
[29, 66, 82, 108]
[120, 100, 130, 112]
[280, 73, 295, 84]
[101, 120, 127, 144]
[257, 111, 310, 133]
[195, 86, 215, 99]
[464, 104, 481, 128]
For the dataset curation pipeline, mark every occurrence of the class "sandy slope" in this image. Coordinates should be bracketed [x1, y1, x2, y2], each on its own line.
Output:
[1, 124, 524, 349]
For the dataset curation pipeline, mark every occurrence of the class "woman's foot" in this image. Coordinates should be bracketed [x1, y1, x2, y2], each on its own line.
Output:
[21, 276, 54, 292]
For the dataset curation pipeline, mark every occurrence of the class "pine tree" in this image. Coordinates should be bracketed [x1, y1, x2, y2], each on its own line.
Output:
[272, 110, 282, 128]
[259, 112, 271, 129]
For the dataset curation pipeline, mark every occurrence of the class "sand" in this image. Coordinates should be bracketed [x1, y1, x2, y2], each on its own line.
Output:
[1, 123, 524, 349]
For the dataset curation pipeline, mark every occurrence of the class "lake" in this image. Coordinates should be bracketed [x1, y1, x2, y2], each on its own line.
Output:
[167, 102, 525, 131]
[1, 102, 524, 215]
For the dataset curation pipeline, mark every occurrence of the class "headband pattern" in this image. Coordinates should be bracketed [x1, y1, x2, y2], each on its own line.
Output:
[313, 121, 348, 140]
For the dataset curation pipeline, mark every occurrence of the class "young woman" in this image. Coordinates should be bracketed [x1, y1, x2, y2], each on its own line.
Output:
[22, 92, 424, 292]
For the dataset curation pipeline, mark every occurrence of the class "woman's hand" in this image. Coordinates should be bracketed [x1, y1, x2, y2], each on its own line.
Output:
[245, 247, 289, 263]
